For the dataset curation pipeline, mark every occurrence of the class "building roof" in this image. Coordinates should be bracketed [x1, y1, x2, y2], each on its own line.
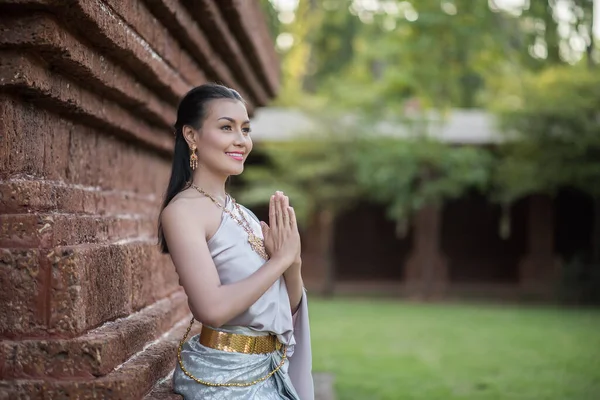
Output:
[250, 107, 504, 144]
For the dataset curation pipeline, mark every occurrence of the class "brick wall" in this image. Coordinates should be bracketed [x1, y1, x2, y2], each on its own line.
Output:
[0, 1, 278, 398]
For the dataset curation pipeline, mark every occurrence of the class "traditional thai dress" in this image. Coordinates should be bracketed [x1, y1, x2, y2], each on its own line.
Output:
[173, 197, 314, 400]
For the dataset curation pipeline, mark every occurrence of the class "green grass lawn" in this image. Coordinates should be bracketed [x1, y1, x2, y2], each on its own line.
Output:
[309, 298, 600, 400]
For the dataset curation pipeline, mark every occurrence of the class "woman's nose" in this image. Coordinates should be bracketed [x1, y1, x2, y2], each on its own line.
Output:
[233, 131, 246, 145]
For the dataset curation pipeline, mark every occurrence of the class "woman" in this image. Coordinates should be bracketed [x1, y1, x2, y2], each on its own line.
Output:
[158, 83, 314, 400]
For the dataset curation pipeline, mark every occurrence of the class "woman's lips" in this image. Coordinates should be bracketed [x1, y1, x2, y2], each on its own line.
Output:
[226, 152, 244, 161]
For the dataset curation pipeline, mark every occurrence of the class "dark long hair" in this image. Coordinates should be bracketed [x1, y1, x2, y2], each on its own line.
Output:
[158, 83, 244, 253]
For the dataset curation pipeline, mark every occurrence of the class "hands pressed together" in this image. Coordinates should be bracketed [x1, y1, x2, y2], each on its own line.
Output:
[260, 191, 301, 267]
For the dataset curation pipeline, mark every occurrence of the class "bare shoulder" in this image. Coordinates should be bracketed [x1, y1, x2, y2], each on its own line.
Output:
[161, 188, 222, 239]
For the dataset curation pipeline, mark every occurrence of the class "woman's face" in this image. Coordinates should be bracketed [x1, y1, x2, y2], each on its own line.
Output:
[191, 98, 253, 177]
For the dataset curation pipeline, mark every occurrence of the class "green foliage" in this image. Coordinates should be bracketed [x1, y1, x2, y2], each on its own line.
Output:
[354, 137, 494, 224]
[239, 117, 493, 232]
[237, 137, 362, 225]
[274, 1, 598, 112]
[258, 0, 281, 40]
[493, 66, 600, 202]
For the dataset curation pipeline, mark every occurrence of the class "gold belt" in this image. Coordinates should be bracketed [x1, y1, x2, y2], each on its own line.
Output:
[199, 325, 284, 354]
[177, 317, 287, 387]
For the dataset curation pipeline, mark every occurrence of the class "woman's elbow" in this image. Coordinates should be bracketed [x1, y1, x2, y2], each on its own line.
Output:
[194, 306, 228, 328]
[200, 316, 226, 328]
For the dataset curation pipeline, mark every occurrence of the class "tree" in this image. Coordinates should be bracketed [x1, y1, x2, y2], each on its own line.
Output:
[353, 135, 494, 234]
[494, 65, 600, 264]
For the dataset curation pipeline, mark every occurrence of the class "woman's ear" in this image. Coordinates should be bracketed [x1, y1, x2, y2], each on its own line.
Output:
[183, 125, 198, 147]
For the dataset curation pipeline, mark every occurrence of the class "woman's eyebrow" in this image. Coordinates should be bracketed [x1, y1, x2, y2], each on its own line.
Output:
[218, 116, 250, 124]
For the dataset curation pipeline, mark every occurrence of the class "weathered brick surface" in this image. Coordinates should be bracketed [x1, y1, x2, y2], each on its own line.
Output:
[0, 54, 173, 156]
[183, 0, 269, 106]
[142, 0, 252, 109]
[128, 243, 180, 311]
[217, 0, 280, 98]
[1, 0, 278, 397]
[1, 97, 171, 194]
[0, 214, 155, 249]
[0, 248, 47, 339]
[0, 380, 44, 400]
[0, 316, 202, 399]
[53, 0, 191, 105]
[0, 180, 160, 216]
[103, 0, 207, 90]
[1, 291, 189, 380]
[0, 14, 176, 129]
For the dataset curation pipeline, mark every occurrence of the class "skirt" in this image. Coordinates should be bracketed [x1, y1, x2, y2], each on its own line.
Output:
[173, 326, 301, 400]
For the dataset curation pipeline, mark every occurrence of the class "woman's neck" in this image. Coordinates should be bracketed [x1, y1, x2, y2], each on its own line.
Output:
[191, 168, 228, 204]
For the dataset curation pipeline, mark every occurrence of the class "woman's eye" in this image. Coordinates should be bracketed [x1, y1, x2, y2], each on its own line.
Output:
[242, 128, 252, 135]
[221, 125, 232, 131]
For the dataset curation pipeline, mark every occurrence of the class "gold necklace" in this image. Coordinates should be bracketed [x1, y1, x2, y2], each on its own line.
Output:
[190, 184, 269, 260]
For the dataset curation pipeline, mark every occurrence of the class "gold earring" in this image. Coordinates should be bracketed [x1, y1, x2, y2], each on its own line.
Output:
[190, 144, 198, 170]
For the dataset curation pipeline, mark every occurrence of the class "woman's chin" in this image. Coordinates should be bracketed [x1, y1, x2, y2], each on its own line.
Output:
[228, 166, 244, 176]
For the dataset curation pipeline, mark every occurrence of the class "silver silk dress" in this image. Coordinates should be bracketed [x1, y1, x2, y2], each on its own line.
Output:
[172, 198, 314, 400]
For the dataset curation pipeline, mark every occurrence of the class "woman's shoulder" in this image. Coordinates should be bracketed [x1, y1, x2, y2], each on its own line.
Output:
[161, 188, 219, 230]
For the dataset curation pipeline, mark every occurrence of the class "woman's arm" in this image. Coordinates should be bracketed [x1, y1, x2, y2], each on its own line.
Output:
[161, 197, 299, 328]
[284, 261, 304, 314]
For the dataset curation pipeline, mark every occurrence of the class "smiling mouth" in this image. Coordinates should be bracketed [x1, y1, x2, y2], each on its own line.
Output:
[226, 152, 244, 161]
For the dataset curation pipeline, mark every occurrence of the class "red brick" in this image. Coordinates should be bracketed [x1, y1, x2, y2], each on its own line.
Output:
[0, 53, 172, 196]
[53, 185, 87, 214]
[42, 118, 72, 182]
[0, 99, 71, 182]
[129, 243, 179, 310]
[59, 0, 193, 104]
[104, 0, 206, 87]
[218, 0, 280, 98]
[0, 380, 44, 400]
[0, 97, 17, 179]
[0, 180, 57, 214]
[184, 0, 268, 106]
[0, 52, 173, 156]
[38, 318, 201, 399]
[0, 214, 53, 248]
[1, 291, 189, 380]
[62, 123, 171, 195]
[49, 244, 133, 336]
[0, 213, 149, 248]
[0, 180, 161, 216]
[0, 14, 177, 128]
[0, 98, 45, 180]
[0, 248, 47, 338]
[144, 376, 183, 400]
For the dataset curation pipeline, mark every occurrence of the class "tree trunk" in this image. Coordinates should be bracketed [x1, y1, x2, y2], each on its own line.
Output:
[593, 196, 600, 265]
[586, 0, 596, 69]
[320, 209, 336, 297]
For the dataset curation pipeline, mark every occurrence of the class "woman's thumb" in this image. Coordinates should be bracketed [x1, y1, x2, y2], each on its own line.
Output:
[260, 221, 270, 237]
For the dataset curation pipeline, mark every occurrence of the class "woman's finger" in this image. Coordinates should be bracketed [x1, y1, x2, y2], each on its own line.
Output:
[269, 195, 277, 230]
[288, 206, 297, 230]
[282, 195, 290, 227]
[275, 192, 285, 230]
